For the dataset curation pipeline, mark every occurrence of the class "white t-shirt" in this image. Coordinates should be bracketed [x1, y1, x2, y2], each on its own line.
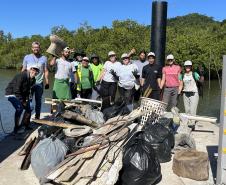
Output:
[118, 63, 138, 89]
[69, 61, 77, 82]
[55, 58, 76, 80]
[182, 72, 199, 93]
[132, 60, 148, 77]
[102, 61, 121, 82]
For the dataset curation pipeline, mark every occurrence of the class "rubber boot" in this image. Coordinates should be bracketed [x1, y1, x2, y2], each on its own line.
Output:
[14, 115, 20, 134]
[22, 112, 32, 130]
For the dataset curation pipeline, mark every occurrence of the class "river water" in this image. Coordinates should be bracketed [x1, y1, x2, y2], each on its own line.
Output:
[0, 69, 221, 139]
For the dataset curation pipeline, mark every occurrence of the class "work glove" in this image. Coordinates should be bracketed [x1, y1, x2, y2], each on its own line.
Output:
[95, 80, 101, 86]
[45, 84, 49, 89]
[132, 69, 140, 79]
[110, 69, 119, 81]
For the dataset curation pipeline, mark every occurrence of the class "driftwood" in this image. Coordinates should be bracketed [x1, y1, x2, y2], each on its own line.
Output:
[62, 110, 98, 128]
[20, 137, 40, 170]
[18, 137, 34, 156]
[33, 119, 79, 129]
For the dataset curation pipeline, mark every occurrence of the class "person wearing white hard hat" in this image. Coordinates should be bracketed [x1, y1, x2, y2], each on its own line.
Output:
[50, 47, 77, 100]
[5, 65, 39, 133]
[160, 54, 182, 110]
[110, 53, 138, 107]
[141, 52, 162, 100]
[179, 60, 202, 128]
[99, 51, 121, 106]
[76, 57, 95, 99]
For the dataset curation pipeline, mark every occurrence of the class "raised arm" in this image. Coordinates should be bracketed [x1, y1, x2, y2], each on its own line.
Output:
[49, 56, 57, 66]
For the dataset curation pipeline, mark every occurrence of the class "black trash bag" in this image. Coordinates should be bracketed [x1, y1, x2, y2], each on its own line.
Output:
[122, 132, 162, 185]
[31, 137, 68, 184]
[102, 99, 130, 120]
[158, 117, 175, 148]
[38, 125, 60, 140]
[143, 120, 173, 163]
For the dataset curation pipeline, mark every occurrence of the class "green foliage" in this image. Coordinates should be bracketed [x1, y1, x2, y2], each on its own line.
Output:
[0, 13, 225, 73]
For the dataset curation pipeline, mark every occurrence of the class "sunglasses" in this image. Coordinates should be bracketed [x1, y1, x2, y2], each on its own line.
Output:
[83, 60, 89, 62]
[122, 57, 129, 60]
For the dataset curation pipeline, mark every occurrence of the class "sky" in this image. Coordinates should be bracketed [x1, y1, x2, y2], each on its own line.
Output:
[0, 0, 225, 38]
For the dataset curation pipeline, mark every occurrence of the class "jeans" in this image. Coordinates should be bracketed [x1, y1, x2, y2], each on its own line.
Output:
[31, 83, 43, 118]
[8, 96, 31, 131]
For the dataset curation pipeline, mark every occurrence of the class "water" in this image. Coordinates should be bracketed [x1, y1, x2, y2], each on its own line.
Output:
[0, 69, 221, 139]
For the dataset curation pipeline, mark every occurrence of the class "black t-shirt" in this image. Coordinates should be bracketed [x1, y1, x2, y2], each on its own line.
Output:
[142, 63, 162, 90]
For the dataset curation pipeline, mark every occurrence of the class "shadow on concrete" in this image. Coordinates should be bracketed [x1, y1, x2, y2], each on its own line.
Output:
[0, 125, 38, 163]
[206, 145, 218, 184]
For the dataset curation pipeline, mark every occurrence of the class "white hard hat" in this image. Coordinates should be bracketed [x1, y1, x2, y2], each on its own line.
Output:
[147, 52, 155, 57]
[108, 51, 116, 56]
[121, 53, 129, 59]
[166, 54, 174, 60]
[184, 60, 192, 66]
[82, 57, 89, 61]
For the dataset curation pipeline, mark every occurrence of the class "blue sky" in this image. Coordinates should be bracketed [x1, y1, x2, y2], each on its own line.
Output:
[0, 0, 225, 38]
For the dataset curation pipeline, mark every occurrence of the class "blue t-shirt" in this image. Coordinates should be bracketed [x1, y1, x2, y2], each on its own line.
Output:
[23, 54, 47, 84]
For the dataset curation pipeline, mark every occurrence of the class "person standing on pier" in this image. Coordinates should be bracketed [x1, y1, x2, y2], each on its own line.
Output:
[132, 50, 149, 101]
[22, 41, 49, 119]
[180, 60, 203, 128]
[50, 47, 77, 100]
[5, 66, 40, 133]
[99, 51, 121, 106]
[160, 54, 182, 110]
[141, 52, 162, 100]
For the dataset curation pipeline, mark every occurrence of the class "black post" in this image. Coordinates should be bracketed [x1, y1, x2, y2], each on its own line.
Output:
[151, 1, 168, 67]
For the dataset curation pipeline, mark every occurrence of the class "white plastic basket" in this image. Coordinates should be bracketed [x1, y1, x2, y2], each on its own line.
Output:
[140, 97, 167, 125]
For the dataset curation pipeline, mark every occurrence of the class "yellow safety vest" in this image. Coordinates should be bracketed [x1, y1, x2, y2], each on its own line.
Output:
[76, 64, 93, 91]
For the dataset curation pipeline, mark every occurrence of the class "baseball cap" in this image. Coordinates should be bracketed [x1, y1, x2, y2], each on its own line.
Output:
[108, 51, 116, 57]
[166, 54, 174, 60]
[121, 53, 129, 59]
[184, 60, 192, 66]
[147, 52, 155, 57]
[30, 64, 40, 72]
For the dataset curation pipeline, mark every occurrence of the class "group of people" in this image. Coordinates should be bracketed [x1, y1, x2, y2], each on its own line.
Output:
[5, 41, 204, 134]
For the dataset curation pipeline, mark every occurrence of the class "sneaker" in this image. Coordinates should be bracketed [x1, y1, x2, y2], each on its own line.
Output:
[35, 114, 40, 119]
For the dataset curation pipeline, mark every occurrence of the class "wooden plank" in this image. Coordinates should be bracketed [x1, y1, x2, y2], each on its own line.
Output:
[47, 155, 81, 180]
[82, 149, 97, 159]
[80, 147, 109, 178]
[32, 119, 79, 129]
[56, 159, 85, 183]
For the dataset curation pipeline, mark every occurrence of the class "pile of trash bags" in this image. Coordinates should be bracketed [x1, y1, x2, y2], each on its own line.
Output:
[29, 99, 134, 184]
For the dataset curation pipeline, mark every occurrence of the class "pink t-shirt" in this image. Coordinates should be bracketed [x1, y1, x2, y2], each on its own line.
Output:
[162, 65, 181, 87]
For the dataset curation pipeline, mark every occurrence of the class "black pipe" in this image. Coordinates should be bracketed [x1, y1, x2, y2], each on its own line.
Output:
[151, 1, 168, 67]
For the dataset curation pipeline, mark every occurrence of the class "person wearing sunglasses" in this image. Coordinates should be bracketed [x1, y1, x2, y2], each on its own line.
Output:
[110, 53, 139, 107]
[160, 54, 182, 110]
[99, 51, 121, 106]
[76, 57, 94, 99]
